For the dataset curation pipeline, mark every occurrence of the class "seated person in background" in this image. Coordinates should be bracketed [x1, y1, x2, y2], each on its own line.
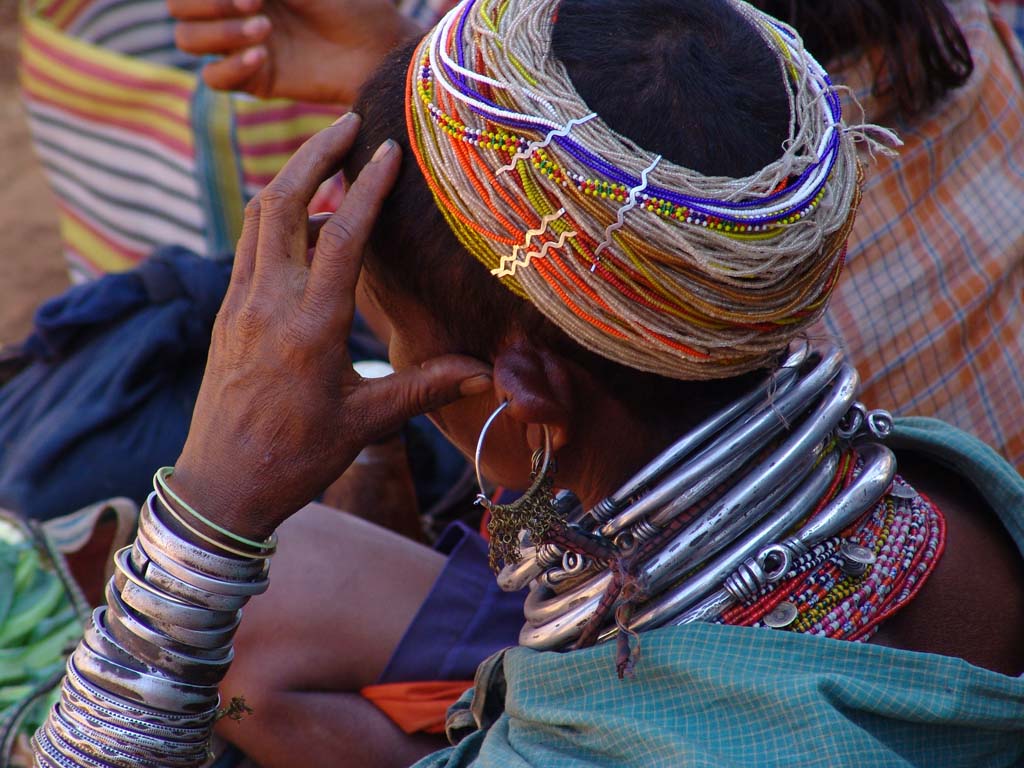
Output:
[171, 0, 1024, 474]
[753, 0, 1024, 473]
[36, 1, 1024, 767]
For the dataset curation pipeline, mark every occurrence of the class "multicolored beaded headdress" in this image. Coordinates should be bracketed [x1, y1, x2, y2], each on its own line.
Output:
[406, 0, 864, 380]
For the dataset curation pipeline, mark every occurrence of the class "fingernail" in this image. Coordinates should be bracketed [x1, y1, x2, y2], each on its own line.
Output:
[332, 112, 358, 126]
[371, 139, 397, 162]
[241, 46, 266, 66]
[242, 15, 270, 38]
[234, 0, 259, 11]
[459, 374, 493, 396]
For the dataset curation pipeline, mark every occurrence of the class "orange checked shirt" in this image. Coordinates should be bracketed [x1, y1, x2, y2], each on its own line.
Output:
[818, 0, 1024, 472]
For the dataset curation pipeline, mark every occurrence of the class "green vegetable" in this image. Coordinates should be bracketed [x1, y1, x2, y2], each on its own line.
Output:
[0, 532, 79, 744]
[12, 546, 40, 595]
[0, 571, 66, 649]
[28, 606, 77, 645]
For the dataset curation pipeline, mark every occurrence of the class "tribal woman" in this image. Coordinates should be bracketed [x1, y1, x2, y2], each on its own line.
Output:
[33, 0, 1024, 766]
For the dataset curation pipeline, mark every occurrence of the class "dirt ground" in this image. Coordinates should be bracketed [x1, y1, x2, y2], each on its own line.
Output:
[0, 1, 69, 346]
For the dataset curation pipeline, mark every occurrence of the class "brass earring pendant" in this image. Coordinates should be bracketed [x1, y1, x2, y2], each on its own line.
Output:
[475, 401, 560, 572]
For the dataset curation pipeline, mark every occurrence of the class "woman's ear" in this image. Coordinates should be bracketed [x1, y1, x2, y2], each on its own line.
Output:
[492, 337, 574, 453]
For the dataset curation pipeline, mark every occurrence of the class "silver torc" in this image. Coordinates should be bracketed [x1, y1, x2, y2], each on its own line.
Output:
[500, 346, 898, 651]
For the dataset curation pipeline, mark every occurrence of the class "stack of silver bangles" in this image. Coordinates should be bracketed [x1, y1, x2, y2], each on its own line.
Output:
[32, 493, 271, 767]
[499, 345, 898, 650]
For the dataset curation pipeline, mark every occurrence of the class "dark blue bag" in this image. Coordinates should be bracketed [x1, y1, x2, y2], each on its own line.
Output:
[0, 247, 231, 520]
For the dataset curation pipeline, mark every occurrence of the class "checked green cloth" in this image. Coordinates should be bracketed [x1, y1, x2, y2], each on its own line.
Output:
[415, 418, 1024, 767]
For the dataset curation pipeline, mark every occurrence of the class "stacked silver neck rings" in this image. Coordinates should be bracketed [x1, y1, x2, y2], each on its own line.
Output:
[31, 493, 271, 767]
[498, 345, 897, 651]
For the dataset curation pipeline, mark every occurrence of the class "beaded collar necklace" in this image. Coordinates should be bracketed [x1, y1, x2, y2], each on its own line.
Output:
[497, 346, 945, 673]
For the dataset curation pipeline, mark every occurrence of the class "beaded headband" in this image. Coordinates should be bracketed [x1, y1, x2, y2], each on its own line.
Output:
[406, 0, 864, 379]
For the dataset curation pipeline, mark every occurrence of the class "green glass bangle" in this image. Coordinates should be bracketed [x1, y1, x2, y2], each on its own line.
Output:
[154, 467, 278, 553]
[151, 488, 272, 562]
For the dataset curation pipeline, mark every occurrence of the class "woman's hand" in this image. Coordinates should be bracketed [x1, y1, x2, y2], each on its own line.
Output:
[167, 0, 424, 104]
[169, 114, 492, 539]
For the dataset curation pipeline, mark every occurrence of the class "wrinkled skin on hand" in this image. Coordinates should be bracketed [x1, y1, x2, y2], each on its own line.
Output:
[167, 0, 423, 103]
[169, 114, 492, 540]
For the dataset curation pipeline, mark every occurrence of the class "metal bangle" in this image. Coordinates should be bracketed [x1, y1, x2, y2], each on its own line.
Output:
[104, 581, 240, 651]
[79, 618, 224, 720]
[60, 683, 210, 745]
[104, 580, 238, 653]
[41, 719, 121, 768]
[139, 494, 267, 582]
[152, 483, 275, 561]
[61, 675, 214, 737]
[98, 608, 233, 687]
[46, 705, 168, 768]
[132, 535, 268, 601]
[154, 467, 277, 553]
[64, 656, 217, 727]
[53, 702, 209, 767]
[129, 542, 253, 612]
[91, 605, 233, 687]
[82, 608, 158, 676]
[71, 643, 219, 714]
[112, 549, 241, 631]
[32, 730, 83, 768]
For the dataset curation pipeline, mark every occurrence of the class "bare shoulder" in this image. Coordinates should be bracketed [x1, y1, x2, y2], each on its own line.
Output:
[869, 452, 1024, 676]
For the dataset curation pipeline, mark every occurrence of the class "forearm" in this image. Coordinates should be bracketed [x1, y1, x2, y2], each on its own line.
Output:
[217, 689, 444, 768]
[31, 485, 273, 767]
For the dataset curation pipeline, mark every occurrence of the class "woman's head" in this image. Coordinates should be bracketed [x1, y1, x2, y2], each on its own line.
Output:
[345, 0, 857, 497]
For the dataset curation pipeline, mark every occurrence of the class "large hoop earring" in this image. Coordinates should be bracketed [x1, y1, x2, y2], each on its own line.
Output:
[475, 401, 560, 572]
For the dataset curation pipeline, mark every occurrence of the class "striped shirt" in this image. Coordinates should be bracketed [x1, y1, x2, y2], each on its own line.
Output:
[819, 0, 1024, 472]
[20, 0, 343, 282]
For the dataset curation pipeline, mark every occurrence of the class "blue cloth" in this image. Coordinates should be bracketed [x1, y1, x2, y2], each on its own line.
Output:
[0, 247, 231, 520]
[380, 522, 526, 683]
[413, 418, 1024, 767]
[0, 246, 468, 522]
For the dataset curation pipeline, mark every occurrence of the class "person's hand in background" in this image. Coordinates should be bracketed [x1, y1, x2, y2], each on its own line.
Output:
[167, 0, 424, 103]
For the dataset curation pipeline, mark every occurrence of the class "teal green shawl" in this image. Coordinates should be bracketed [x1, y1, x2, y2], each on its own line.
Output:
[415, 418, 1024, 767]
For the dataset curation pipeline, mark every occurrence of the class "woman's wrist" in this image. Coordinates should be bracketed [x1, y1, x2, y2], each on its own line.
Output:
[164, 463, 279, 545]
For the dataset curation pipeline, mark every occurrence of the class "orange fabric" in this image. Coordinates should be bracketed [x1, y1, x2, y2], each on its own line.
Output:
[361, 681, 473, 735]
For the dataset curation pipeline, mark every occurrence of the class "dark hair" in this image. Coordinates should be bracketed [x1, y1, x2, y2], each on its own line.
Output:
[749, 0, 973, 115]
[346, 0, 795, 430]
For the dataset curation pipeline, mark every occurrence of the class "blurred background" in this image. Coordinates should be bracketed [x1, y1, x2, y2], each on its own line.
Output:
[0, 0, 67, 345]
